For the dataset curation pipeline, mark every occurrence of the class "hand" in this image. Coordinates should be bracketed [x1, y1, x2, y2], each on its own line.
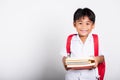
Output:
[62, 56, 71, 70]
[93, 56, 99, 68]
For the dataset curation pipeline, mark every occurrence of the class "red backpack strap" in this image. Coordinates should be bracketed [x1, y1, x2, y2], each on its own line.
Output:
[92, 34, 99, 56]
[92, 34, 105, 80]
[66, 34, 77, 56]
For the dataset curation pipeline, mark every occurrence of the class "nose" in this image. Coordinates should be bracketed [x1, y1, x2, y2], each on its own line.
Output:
[81, 23, 87, 28]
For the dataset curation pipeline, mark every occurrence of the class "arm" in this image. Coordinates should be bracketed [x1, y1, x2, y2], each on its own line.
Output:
[62, 56, 67, 70]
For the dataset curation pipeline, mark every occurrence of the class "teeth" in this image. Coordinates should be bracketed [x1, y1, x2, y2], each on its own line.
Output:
[80, 30, 87, 33]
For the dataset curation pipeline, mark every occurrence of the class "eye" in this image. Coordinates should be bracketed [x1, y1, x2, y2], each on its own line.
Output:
[86, 23, 90, 25]
[79, 22, 82, 25]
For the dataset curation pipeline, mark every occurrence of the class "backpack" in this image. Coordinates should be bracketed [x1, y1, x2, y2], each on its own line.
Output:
[66, 34, 105, 80]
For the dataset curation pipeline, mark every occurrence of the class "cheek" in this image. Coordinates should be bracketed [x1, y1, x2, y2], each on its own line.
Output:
[88, 25, 94, 29]
[74, 25, 80, 29]
[77, 26, 82, 30]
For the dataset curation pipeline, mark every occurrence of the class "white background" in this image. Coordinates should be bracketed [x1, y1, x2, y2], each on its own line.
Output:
[0, 0, 120, 80]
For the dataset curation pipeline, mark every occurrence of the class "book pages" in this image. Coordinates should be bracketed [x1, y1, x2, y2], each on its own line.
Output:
[65, 57, 95, 67]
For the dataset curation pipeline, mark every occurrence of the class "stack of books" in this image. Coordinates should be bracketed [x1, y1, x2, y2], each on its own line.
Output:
[65, 57, 95, 68]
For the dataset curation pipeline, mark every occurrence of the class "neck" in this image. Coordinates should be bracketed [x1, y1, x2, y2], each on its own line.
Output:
[79, 35, 88, 44]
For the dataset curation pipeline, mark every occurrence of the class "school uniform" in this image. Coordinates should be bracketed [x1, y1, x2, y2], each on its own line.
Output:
[61, 33, 104, 80]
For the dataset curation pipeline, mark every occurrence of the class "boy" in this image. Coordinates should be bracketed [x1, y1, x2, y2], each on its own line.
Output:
[61, 8, 105, 80]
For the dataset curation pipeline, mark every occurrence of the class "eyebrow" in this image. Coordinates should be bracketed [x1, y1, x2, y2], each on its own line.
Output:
[77, 20, 92, 23]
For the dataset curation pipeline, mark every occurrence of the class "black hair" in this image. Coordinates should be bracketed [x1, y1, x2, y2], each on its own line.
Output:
[73, 8, 95, 23]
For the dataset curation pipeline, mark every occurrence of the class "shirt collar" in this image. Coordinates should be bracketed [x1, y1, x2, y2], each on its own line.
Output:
[76, 32, 93, 44]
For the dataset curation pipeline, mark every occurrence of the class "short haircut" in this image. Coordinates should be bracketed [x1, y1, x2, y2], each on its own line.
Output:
[73, 8, 95, 23]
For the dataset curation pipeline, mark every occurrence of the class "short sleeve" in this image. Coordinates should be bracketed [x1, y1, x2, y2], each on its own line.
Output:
[60, 37, 68, 57]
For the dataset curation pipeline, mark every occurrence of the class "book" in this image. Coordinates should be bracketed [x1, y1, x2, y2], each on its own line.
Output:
[65, 57, 95, 68]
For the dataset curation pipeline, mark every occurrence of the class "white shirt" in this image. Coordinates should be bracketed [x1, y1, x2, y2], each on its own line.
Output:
[61, 33, 105, 79]
[61, 33, 104, 57]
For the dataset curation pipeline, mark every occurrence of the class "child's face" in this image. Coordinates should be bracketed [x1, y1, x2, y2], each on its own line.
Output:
[73, 16, 94, 37]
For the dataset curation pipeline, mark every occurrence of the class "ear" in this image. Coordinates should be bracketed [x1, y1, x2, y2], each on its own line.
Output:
[73, 22, 76, 28]
[92, 23, 95, 29]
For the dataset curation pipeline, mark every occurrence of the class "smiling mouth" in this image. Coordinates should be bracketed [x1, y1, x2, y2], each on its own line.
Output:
[80, 30, 88, 33]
